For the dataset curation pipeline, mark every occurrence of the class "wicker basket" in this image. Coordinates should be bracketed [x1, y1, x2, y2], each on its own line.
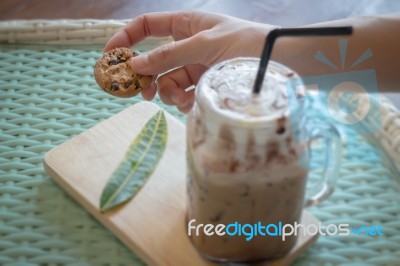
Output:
[0, 19, 172, 48]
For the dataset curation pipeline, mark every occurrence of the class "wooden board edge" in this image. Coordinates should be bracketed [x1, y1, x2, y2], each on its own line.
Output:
[41, 102, 177, 265]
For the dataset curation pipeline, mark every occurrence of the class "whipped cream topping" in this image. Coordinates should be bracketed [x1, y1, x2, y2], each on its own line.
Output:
[198, 58, 298, 124]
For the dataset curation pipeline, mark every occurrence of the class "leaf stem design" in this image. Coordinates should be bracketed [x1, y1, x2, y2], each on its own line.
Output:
[100, 110, 167, 212]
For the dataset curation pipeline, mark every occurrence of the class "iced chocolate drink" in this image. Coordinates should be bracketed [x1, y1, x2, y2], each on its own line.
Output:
[186, 58, 308, 262]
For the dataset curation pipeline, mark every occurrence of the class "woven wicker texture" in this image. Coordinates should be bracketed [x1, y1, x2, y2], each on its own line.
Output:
[0, 20, 399, 266]
[0, 20, 129, 45]
[0, 45, 184, 266]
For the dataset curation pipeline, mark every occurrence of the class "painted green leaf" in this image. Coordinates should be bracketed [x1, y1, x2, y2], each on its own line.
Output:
[100, 110, 167, 212]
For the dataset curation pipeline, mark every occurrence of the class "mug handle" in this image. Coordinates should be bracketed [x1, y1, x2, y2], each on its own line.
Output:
[302, 118, 342, 207]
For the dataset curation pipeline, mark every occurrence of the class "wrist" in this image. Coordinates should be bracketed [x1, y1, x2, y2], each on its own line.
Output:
[248, 23, 278, 58]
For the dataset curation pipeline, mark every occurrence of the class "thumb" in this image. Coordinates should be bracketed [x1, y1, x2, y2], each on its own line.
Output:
[130, 36, 206, 75]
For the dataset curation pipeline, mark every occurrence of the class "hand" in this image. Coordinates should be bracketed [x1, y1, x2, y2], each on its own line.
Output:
[105, 10, 273, 112]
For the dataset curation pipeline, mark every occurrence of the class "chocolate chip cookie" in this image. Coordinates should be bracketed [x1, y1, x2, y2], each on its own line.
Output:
[94, 47, 153, 98]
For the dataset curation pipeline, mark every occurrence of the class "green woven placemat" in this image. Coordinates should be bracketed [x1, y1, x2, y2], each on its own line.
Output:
[0, 44, 399, 266]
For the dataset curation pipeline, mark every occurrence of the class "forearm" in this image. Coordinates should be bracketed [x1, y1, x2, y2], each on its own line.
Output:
[272, 13, 400, 92]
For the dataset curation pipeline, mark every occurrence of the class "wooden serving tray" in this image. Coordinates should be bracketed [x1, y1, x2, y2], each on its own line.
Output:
[43, 101, 319, 266]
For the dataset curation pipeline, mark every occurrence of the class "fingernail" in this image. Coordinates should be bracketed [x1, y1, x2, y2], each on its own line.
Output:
[171, 94, 181, 105]
[150, 80, 157, 90]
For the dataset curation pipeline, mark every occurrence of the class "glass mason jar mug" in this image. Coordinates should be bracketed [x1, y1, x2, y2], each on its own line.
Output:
[186, 58, 341, 263]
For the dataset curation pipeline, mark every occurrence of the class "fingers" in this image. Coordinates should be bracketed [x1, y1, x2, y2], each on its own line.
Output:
[177, 93, 195, 113]
[177, 90, 195, 113]
[130, 36, 208, 75]
[104, 11, 230, 76]
[105, 11, 193, 51]
[105, 10, 224, 51]
[157, 64, 207, 110]
[141, 79, 157, 101]
[105, 12, 173, 51]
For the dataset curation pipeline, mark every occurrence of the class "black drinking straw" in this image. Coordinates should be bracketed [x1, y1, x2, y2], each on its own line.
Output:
[253, 26, 353, 94]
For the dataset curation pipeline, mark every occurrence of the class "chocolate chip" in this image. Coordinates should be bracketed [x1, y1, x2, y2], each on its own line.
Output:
[108, 59, 118, 65]
[134, 80, 142, 90]
[111, 82, 119, 90]
[124, 81, 132, 88]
